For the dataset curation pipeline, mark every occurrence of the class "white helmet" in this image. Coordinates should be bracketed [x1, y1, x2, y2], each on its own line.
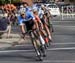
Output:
[41, 4, 45, 8]
[33, 7, 38, 12]
[19, 8, 26, 15]
[20, 5, 24, 8]
[20, 10, 25, 15]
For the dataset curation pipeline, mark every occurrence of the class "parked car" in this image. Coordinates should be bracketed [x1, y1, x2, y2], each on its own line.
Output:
[45, 4, 61, 16]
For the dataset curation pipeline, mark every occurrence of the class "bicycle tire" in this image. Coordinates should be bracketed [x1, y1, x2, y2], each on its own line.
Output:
[29, 32, 43, 61]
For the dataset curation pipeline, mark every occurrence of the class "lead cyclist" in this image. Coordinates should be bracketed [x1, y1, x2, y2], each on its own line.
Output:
[18, 8, 46, 59]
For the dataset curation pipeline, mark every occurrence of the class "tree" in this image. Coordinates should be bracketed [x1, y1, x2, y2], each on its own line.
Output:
[0, 0, 5, 5]
[11, 0, 21, 3]
[0, 0, 21, 4]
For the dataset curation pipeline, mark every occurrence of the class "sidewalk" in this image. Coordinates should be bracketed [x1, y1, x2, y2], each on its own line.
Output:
[0, 33, 31, 49]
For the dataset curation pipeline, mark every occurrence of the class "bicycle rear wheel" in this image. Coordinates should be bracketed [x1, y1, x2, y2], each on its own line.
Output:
[29, 32, 43, 61]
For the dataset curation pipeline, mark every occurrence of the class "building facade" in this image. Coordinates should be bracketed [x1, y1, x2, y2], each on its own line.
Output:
[21, 0, 33, 5]
[21, 0, 75, 5]
[55, 0, 75, 4]
[21, 0, 55, 4]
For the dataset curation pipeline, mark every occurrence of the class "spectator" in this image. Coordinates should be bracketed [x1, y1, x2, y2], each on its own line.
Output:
[0, 15, 8, 38]
[0, 17, 7, 31]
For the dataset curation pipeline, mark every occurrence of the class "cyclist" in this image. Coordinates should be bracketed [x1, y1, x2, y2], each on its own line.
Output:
[39, 5, 52, 43]
[17, 8, 46, 58]
[44, 5, 54, 33]
[18, 11, 35, 36]
[18, 2, 40, 37]
[33, 8, 49, 46]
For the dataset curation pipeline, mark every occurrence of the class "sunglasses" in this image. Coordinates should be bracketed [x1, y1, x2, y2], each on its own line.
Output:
[21, 14, 25, 16]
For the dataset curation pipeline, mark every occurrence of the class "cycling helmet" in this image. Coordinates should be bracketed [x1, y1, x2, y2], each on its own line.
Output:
[41, 4, 45, 8]
[20, 10, 26, 15]
[20, 5, 24, 8]
[32, 7, 38, 12]
[19, 8, 26, 15]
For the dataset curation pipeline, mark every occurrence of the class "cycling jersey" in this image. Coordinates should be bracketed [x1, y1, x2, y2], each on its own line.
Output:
[38, 8, 44, 19]
[25, 6, 32, 12]
[26, 7, 29, 11]
[35, 15, 41, 23]
[18, 11, 35, 25]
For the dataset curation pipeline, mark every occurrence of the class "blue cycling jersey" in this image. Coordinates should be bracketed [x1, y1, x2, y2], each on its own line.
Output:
[18, 11, 35, 25]
[26, 7, 30, 11]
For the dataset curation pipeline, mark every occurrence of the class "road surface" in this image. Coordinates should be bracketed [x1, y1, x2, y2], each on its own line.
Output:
[0, 17, 75, 63]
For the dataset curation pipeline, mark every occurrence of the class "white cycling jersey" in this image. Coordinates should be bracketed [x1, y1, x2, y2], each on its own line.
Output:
[38, 8, 44, 19]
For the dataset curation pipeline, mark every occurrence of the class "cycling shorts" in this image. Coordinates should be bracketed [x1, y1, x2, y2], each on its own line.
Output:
[23, 20, 34, 31]
[40, 18, 45, 24]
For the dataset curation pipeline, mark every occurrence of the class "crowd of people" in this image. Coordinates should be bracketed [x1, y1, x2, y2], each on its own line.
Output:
[0, 4, 17, 38]
[0, 4, 16, 13]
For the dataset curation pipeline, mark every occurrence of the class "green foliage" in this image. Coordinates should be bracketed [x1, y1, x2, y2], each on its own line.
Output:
[11, 0, 21, 3]
[0, 0, 5, 4]
[0, 0, 21, 4]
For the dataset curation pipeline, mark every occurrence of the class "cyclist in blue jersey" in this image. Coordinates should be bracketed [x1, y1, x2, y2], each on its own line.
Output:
[18, 10, 38, 37]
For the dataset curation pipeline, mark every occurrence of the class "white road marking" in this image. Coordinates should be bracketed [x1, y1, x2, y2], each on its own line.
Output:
[52, 21, 75, 22]
[0, 42, 75, 53]
[53, 25, 75, 27]
[0, 42, 74, 48]
[48, 47, 75, 51]
[0, 50, 34, 53]
[51, 43, 75, 45]
[12, 42, 75, 47]
[14, 42, 75, 46]
[0, 47, 75, 53]
[43, 60, 75, 63]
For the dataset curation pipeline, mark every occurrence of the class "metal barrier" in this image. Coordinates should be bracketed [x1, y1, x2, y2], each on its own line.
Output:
[61, 5, 75, 20]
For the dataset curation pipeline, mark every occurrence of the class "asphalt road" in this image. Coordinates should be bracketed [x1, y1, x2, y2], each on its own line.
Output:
[0, 17, 75, 63]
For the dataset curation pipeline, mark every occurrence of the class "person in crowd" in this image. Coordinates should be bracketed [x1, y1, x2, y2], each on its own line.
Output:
[0, 14, 8, 38]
